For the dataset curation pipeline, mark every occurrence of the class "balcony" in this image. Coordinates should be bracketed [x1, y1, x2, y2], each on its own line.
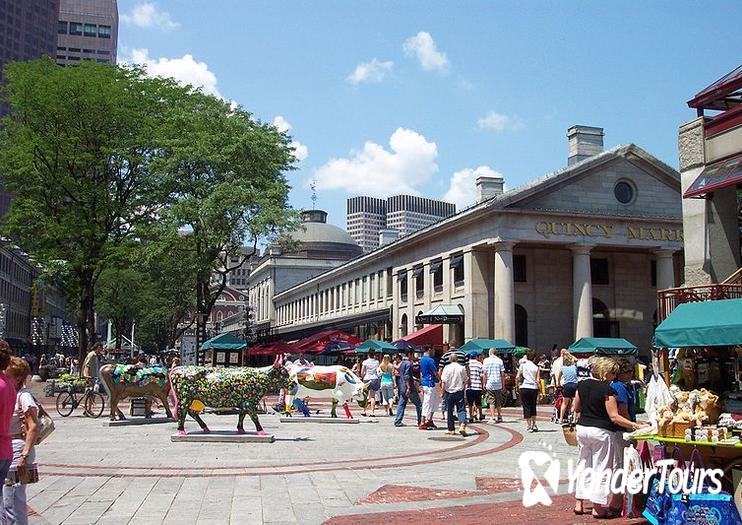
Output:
[657, 275, 742, 323]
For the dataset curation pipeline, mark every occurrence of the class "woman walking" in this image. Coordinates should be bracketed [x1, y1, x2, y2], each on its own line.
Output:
[379, 354, 395, 416]
[556, 353, 579, 423]
[4, 357, 39, 525]
[516, 350, 540, 433]
[361, 349, 380, 417]
[572, 357, 648, 518]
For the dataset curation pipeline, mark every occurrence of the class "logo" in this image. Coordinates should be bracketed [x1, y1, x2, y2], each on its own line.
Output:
[519, 450, 561, 507]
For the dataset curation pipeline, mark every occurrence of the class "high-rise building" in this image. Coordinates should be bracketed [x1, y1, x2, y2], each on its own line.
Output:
[347, 196, 387, 252]
[347, 195, 456, 252]
[56, 0, 118, 66]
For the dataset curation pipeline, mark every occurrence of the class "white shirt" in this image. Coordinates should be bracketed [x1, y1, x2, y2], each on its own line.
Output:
[362, 358, 380, 380]
[519, 360, 539, 389]
[482, 356, 505, 390]
[441, 362, 468, 393]
[10, 387, 37, 436]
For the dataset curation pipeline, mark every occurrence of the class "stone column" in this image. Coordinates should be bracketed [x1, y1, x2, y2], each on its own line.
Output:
[392, 269, 400, 339]
[655, 249, 676, 290]
[493, 242, 515, 343]
[572, 245, 594, 339]
[441, 254, 452, 344]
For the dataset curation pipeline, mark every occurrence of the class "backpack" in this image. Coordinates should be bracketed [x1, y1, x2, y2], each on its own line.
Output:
[21, 393, 55, 445]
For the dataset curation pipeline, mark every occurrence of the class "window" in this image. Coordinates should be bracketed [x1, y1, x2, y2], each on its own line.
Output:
[97, 50, 110, 55]
[69, 22, 83, 36]
[67, 56, 80, 61]
[413, 266, 424, 298]
[68, 47, 81, 52]
[378, 271, 384, 298]
[98, 25, 111, 38]
[430, 260, 443, 292]
[513, 255, 527, 283]
[362, 277, 367, 302]
[651, 260, 657, 288]
[83, 48, 94, 54]
[591, 258, 609, 285]
[84, 24, 96, 37]
[614, 180, 635, 204]
[399, 271, 408, 302]
[386, 268, 393, 297]
[58, 21, 68, 34]
[451, 253, 464, 285]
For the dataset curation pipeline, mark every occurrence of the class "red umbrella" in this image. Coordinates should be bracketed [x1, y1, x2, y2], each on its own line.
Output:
[247, 341, 297, 356]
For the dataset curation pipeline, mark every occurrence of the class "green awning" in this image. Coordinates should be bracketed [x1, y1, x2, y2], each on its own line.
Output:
[459, 339, 516, 355]
[568, 337, 637, 356]
[355, 339, 400, 354]
[415, 304, 463, 324]
[200, 332, 247, 351]
[654, 298, 742, 348]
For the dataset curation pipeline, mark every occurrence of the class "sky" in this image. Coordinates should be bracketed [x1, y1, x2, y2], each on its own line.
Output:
[117, 1, 741, 228]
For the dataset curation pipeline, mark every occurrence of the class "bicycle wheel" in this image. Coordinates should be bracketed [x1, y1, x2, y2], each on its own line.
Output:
[56, 392, 75, 417]
[84, 392, 105, 418]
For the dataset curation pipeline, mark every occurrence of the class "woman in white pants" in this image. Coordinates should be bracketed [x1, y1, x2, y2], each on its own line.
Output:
[572, 357, 648, 519]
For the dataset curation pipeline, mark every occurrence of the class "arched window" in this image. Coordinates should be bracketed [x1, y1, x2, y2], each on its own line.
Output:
[515, 304, 528, 347]
[592, 298, 615, 338]
[400, 313, 408, 337]
[416, 310, 424, 329]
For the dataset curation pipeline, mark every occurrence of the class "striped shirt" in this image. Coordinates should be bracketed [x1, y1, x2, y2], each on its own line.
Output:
[440, 350, 467, 368]
[467, 359, 483, 390]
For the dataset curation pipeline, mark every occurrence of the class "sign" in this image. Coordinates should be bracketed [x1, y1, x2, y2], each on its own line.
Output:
[180, 334, 197, 365]
[534, 221, 683, 242]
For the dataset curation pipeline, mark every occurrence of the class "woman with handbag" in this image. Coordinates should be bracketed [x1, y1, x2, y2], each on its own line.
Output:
[572, 357, 649, 519]
[4, 357, 39, 525]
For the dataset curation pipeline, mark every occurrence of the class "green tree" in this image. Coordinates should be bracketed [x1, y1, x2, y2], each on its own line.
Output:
[0, 59, 182, 363]
[96, 267, 146, 349]
[159, 92, 298, 359]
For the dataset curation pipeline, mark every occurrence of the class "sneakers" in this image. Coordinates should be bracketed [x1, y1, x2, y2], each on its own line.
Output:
[487, 418, 497, 424]
[528, 425, 539, 433]
[445, 430, 455, 435]
[418, 423, 428, 430]
[425, 420, 438, 430]
[394, 422, 405, 427]
[458, 424, 468, 436]
[496, 416, 503, 423]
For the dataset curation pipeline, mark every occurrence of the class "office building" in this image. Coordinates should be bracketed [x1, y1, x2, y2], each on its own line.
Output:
[56, 0, 118, 66]
[347, 195, 456, 252]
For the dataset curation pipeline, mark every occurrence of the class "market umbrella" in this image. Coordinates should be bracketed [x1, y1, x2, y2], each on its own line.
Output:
[568, 337, 637, 356]
[392, 339, 417, 352]
[318, 340, 357, 355]
[354, 340, 400, 354]
[459, 338, 516, 356]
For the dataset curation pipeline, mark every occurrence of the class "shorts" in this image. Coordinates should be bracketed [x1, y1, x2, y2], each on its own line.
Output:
[485, 389, 504, 409]
[563, 382, 578, 399]
[466, 389, 482, 406]
[366, 379, 380, 392]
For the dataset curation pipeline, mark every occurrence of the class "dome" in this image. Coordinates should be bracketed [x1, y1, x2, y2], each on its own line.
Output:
[287, 210, 362, 260]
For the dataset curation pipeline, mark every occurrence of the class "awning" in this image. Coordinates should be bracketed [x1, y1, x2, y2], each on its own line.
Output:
[400, 323, 443, 347]
[355, 339, 400, 354]
[429, 261, 442, 273]
[200, 332, 247, 351]
[416, 304, 463, 324]
[654, 298, 742, 348]
[568, 337, 637, 356]
[412, 266, 424, 278]
[450, 253, 464, 269]
[459, 338, 516, 355]
[397, 271, 407, 282]
[683, 153, 742, 198]
[293, 329, 362, 354]
[247, 340, 297, 356]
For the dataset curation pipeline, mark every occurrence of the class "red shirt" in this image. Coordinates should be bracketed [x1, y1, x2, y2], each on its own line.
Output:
[0, 374, 17, 460]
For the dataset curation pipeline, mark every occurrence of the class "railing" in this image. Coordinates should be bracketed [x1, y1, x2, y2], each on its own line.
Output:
[657, 283, 742, 322]
[721, 267, 742, 285]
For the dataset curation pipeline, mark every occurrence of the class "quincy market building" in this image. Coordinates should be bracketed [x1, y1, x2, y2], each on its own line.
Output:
[265, 127, 685, 353]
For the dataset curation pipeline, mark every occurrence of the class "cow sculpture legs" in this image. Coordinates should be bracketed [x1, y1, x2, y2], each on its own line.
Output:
[110, 393, 174, 422]
[329, 399, 353, 419]
[176, 402, 211, 436]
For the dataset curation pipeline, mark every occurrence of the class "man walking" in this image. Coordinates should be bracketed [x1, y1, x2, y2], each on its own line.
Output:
[482, 348, 505, 424]
[82, 343, 103, 384]
[440, 353, 468, 436]
[394, 350, 422, 427]
[466, 353, 484, 423]
[419, 348, 439, 430]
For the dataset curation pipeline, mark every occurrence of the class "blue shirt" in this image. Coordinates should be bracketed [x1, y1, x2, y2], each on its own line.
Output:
[561, 365, 578, 384]
[397, 359, 412, 394]
[611, 380, 636, 422]
[420, 355, 437, 387]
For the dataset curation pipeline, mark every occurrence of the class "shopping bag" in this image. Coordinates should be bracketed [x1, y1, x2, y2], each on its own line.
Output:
[623, 440, 651, 518]
[643, 447, 684, 525]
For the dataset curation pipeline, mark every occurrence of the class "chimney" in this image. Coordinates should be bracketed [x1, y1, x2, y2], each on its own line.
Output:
[476, 176, 504, 202]
[567, 125, 604, 166]
[378, 228, 400, 247]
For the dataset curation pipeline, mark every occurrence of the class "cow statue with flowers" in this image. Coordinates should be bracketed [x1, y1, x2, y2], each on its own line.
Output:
[285, 364, 367, 418]
[169, 355, 292, 435]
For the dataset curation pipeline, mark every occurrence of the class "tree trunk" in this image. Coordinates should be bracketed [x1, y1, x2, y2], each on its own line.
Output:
[77, 270, 96, 371]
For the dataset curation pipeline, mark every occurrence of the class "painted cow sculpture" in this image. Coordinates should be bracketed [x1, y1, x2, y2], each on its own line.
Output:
[169, 355, 291, 435]
[100, 364, 173, 421]
[285, 364, 367, 418]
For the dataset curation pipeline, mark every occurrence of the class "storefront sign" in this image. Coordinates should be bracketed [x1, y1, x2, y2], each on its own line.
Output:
[534, 221, 683, 242]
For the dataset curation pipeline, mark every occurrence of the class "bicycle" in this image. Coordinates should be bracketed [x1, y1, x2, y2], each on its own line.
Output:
[55, 381, 105, 418]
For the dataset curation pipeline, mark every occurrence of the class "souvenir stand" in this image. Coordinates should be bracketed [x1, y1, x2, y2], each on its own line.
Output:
[200, 333, 247, 368]
[632, 298, 742, 485]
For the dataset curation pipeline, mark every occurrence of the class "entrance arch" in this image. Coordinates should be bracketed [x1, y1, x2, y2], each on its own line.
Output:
[515, 304, 528, 347]
[592, 298, 618, 338]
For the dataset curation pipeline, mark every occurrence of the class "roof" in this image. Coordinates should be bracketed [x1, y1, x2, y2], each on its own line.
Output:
[688, 65, 742, 111]
[568, 337, 637, 356]
[459, 339, 516, 355]
[291, 221, 359, 246]
[654, 298, 742, 348]
[200, 332, 247, 351]
[275, 144, 680, 301]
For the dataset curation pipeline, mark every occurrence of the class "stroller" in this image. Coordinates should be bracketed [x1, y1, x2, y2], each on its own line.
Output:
[550, 385, 567, 424]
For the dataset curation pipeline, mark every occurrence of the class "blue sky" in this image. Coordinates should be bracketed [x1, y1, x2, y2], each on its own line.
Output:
[118, 1, 740, 227]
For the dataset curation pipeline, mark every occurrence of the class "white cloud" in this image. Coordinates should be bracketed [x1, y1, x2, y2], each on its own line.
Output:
[476, 111, 523, 132]
[128, 48, 221, 98]
[346, 58, 394, 84]
[403, 32, 449, 73]
[314, 128, 438, 196]
[444, 166, 503, 209]
[272, 116, 309, 162]
[121, 2, 179, 30]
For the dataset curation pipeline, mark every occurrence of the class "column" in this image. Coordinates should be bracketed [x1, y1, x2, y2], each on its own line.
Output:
[406, 267, 415, 334]
[441, 254, 452, 344]
[493, 242, 515, 343]
[655, 249, 675, 290]
[392, 269, 400, 339]
[572, 245, 594, 339]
